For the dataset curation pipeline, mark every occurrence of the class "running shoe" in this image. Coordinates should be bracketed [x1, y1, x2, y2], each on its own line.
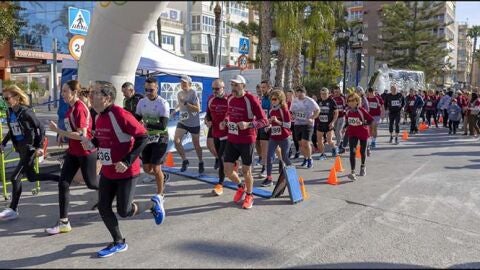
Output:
[242, 194, 254, 209]
[180, 160, 189, 172]
[360, 165, 366, 176]
[151, 194, 165, 225]
[97, 241, 128, 258]
[261, 178, 273, 187]
[389, 136, 393, 143]
[307, 159, 313, 169]
[331, 147, 338, 157]
[348, 172, 357, 181]
[213, 158, 219, 170]
[394, 137, 399, 145]
[259, 165, 267, 178]
[338, 146, 346, 154]
[233, 186, 245, 203]
[318, 153, 327, 161]
[366, 147, 371, 157]
[198, 161, 205, 174]
[371, 141, 376, 148]
[294, 152, 300, 159]
[212, 184, 223, 196]
[300, 158, 307, 167]
[0, 208, 18, 220]
[45, 220, 72, 235]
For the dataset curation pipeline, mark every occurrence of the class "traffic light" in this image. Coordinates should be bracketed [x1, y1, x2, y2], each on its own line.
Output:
[357, 53, 366, 71]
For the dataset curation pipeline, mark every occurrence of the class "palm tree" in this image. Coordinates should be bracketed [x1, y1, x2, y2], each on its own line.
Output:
[467, 26, 480, 86]
[259, 1, 273, 81]
[157, 16, 162, 48]
[32, 23, 49, 51]
[213, 1, 222, 66]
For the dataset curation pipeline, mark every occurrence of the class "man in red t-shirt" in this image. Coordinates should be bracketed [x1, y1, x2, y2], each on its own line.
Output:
[366, 87, 384, 149]
[220, 75, 268, 210]
[205, 79, 229, 196]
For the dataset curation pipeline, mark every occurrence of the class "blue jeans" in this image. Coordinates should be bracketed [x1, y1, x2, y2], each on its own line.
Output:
[267, 137, 293, 177]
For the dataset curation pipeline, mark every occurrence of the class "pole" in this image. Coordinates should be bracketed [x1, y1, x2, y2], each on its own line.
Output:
[218, 13, 222, 74]
[342, 40, 348, 94]
[52, 38, 58, 108]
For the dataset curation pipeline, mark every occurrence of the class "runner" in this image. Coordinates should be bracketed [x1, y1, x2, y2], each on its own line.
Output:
[263, 89, 292, 187]
[331, 85, 347, 154]
[437, 90, 452, 128]
[384, 85, 405, 144]
[0, 85, 58, 221]
[205, 79, 228, 195]
[121, 82, 143, 121]
[343, 93, 373, 181]
[466, 92, 480, 136]
[366, 87, 384, 149]
[46, 80, 99, 235]
[286, 89, 299, 159]
[405, 88, 424, 134]
[135, 77, 170, 224]
[84, 80, 157, 258]
[290, 85, 320, 169]
[316, 87, 338, 160]
[220, 75, 267, 209]
[424, 89, 439, 128]
[172, 75, 203, 173]
[257, 80, 272, 177]
[448, 98, 462, 135]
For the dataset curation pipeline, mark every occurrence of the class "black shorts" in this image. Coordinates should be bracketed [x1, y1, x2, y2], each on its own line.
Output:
[256, 128, 269, 141]
[223, 142, 254, 166]
[317, 123, 334, 133]
[207, 127, 213, 138]
[142, 142, 168, 165]
[294, 125, 314, 141]
[177, 122, 200, 135]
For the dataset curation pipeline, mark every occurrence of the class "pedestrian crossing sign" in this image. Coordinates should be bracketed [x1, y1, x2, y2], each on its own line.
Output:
[68, 7, 90, 36]
[238, 37, 250, 54]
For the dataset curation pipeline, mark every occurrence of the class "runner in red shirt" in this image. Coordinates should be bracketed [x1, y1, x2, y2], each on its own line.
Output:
[205, 79, 229, 196]
[220, 75, 268, 209]
[366, 87, 384, 149]
[46, 80, 99, 235]
[424, 89, 438, 128]
[331, 85, 347, 154]
[343, 93, 373, 181]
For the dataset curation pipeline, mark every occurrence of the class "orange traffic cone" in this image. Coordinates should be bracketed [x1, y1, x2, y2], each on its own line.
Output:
[402, 130, 409, 141]
[334, 156, 344, 172]
[298, 176, 309, 199]
[355, 145, 361, 158]
[164, 152, 175, 167]
[327, 166, 339, 185]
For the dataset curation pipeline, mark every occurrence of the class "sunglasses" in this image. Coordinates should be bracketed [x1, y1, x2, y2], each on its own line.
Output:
[347, 99, 356, 102]
[3, 96, 14, 101]
[145, 88, 155, 93]
[271, 98, 278, 101]
[231, 83, 239, 87]
[212, 87, 222, 90]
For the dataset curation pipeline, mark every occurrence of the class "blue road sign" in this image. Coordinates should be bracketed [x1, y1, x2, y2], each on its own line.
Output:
[68, 7, 90, 36]
[238, 37, 250, 54]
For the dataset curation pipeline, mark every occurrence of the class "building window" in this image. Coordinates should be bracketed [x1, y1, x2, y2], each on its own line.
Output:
[162, 35, 175, 46]
[202, 15, 215, 33]
[192, 15, 200, 31]
[149, 31, 156, 44]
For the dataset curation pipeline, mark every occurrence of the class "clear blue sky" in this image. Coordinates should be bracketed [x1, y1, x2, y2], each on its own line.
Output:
[456, 1, 480, 26]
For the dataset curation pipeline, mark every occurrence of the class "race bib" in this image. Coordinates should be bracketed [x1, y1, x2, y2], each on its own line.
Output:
[146, 134, 160, 144]
[227, 122, 238, 135]
[271, 126, 282, 136]
[392, 100, 401, 107]
[180, 111, 189, 121]
[369, 102, 378, 109]
[319, 115, 328, 122]
[10, 122, 22, 136]
[295, 111, 306, 120]
[427, 102, 432, 106]
[97, 148, 112, 165]
[348, 117, 362, 126]
[320, 106, 330, 113]
[64, 118, 72, 132]
[409, 100, 415, 106]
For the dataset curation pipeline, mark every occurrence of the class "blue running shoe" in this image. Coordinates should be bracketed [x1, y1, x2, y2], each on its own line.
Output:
[97, 241, 128, 258]
[331, 147, 338, 157]
[307, 159, 313, 169]
[371, 141, 376, 148]
[151, 195, 165, 225]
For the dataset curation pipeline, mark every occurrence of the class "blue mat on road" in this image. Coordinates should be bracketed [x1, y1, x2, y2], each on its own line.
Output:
[162, 167, 272, 199]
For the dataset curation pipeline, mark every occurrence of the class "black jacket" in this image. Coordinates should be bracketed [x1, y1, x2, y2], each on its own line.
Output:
[2, 105, 45, 149]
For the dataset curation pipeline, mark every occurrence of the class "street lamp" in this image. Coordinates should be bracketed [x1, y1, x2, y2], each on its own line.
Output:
[336, 29, 366, 94]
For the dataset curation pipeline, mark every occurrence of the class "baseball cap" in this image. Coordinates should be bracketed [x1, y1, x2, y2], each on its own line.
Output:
[230, 75, 246, 84]
[180, 75, 192, 84]
[356, 86, 364, 93]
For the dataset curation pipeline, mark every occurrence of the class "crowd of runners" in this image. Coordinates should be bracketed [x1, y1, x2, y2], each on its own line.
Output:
[0, 74, 479, 257]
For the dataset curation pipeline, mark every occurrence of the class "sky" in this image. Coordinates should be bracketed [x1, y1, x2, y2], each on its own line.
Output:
[456, 1, 480, 27]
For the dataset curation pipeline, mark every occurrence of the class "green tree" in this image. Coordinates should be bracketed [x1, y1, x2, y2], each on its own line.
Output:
[259, 1, 273, 81]
[376, 1, 451, 83]
[467, 26, 480, 86]
[0, 2, 25, 44]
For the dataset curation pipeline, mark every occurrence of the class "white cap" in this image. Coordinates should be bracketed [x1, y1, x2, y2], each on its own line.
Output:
[180, 74, 192, 84]
[230, 75, 246, 84]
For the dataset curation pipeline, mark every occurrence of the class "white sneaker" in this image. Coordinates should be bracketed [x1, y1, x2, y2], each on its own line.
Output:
[45, 220, 72, 235]
[0, 208, 18, 220]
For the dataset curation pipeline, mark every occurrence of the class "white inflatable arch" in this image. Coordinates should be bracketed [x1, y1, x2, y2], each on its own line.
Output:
[78, 2, 168, 105]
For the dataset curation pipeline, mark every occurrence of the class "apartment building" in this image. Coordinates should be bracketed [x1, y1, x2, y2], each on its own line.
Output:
[456, 23, 473, 86]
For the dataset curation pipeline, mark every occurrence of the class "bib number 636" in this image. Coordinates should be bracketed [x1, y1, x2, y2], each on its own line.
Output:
[98, 148, 112, 165]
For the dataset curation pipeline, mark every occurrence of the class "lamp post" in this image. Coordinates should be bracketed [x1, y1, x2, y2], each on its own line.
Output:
[336, 29, 365, 94]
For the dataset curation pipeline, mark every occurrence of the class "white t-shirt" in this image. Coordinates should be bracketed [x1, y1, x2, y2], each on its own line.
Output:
[290, 96, 320, 126]
[136, 96, 170, 122]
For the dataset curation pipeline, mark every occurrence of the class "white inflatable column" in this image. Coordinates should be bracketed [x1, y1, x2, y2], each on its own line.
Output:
[78, 2, 168, 105]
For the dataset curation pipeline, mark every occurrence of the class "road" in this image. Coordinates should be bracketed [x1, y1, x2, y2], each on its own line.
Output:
[1, 109, 479, 268]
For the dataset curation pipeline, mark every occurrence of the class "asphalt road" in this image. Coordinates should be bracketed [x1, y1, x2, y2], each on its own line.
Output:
[1, 109, 479, 268]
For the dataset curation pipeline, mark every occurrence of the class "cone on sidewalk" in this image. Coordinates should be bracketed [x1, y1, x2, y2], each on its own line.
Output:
[355, 145, 361, 158]
[327, 166, 339, 185]
[402, 130, 409, 141]
[298, 176, 309, 200]
[334, 156, 344, 172]
[164, 152, 175, 167]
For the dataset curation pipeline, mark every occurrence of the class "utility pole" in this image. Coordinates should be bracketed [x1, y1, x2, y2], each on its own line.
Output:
[52, 38, 58, 108]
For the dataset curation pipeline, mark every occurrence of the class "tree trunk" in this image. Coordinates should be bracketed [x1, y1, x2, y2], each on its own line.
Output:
[292, 45, 302, 89]
[470, 37, 477, 86]
[284, 56, 292, 91]
[213, 2, 222, 66]
[157, 17, 162, 48]
[260, 1, 272, 82]
[248, 2, 256, 64]
[275, 46, 286, 87]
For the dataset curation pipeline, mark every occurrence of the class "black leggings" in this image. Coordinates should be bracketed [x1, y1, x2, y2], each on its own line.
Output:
[9, 145, 60, 211]
[98, 175, 150, 243]
[290, 123, 299, 153]
[426, 110, 438, 127]
[409, 111, 418, 133]
[349, 137, 367, 172]
[213, 137, 226, 184]
[58, 152, 98, 219]
[388, 111, 401, 134]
